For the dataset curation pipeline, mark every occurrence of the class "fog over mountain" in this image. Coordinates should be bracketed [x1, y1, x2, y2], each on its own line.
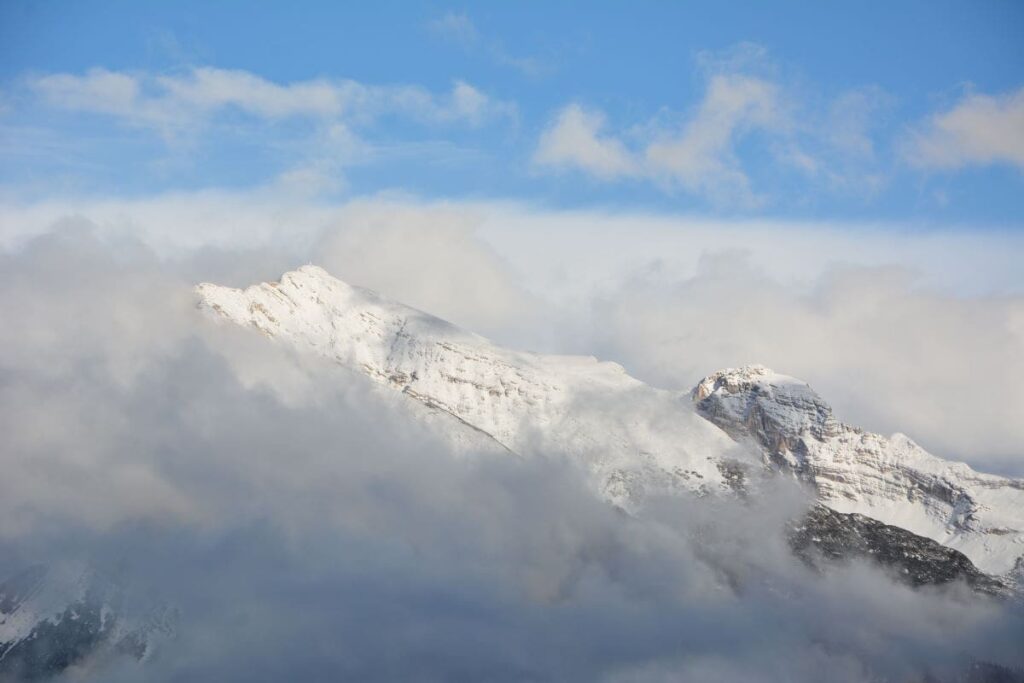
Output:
[1, 219, 1023, 681]
[4, 2, 1024, 679]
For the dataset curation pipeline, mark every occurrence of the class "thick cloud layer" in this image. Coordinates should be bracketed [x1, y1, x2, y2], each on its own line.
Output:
[3, 195, 1024, 476]
[1, 219, 1022, 681]
[588, 251, 1024, 474]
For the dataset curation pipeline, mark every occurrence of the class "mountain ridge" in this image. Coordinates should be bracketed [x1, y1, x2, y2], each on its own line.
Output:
[196, 265, 751, 510]
[195, 265, 1024, 579]
[692, 365, 1024, 576]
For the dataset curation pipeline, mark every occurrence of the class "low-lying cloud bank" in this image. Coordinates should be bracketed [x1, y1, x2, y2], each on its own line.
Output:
[5, 194, 1021, 472]
[0, 211, 1022, 680]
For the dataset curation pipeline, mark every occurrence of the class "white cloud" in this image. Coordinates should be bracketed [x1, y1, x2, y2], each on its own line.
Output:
[532, 45, 895, 205]
[0, 222, 1021, 680]
[530, 44, 790, 204]
[155, 67, 347, 119]
[532, 73, 788, 206]
[445, 80, 516, 126]
[2, 193, 1022, 473]
[20, 66, 515, 193]
[533, 104, 639, 180]
[27, 66, 514, 131]
[591, 254, 1024, 473]
[905, 86, 1024, 170]
[314, 200, 544, 342]
[31, 68, 143, 117]
[427, 11, 550, 78]
[826, 88, 887, 160]
[532, 74, 798, 206]
[644, 73, 783, 205]
[427, 11, 480, 48]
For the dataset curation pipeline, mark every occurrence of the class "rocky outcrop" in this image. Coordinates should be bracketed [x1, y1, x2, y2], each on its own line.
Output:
[196, 267, 1024, 584]
[790, 505, 1010, 597]
[692, 365, 1024, 576]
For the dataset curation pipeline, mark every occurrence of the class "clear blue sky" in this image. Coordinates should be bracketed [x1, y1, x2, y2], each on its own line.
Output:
[1, 0, 1022, 224]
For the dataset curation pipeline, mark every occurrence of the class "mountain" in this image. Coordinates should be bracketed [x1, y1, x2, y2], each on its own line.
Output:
[0, 564, 174, 681]
[196, 265, 752, 510]
[693, 366, 1024, 577]
[791, 505, 1010, 597]
[196, 265, 1024, 587]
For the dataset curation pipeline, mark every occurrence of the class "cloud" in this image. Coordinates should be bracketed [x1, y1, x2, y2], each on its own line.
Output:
[533, 73, 785, 206]
[154, 67, 348, 119]
[905, 86, 1024, 170]
[27, 66, 514, 132]
[532, 44, 895, 206]
[31, 68, 144, 118]
[314, 199, 545, 343]
[643, 73, 783, 205]
[2, 193, 1024, 474]
[427, 11, 551, 78]
[534, 104, 639, 180]
[589, 252, 1024, 474]
[17, 67, 516, 196]
[427, 11, 481, 49]
[0, 218, 1021, 680]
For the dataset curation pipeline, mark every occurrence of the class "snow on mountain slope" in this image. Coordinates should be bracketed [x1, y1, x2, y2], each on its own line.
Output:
[195, 266, 751, 509]
[0, 563, 174, 678]
[196, 266, 1024, 579]
[692, 365, 1024, 576]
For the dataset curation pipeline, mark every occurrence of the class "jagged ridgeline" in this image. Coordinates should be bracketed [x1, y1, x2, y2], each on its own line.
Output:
[198, 266, 1024, 588]
[9, 264, 1024, 682]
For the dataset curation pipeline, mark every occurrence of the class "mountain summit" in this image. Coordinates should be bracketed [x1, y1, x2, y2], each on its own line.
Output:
[196, 265, 1024, 579]
[693, 366, 1024, 576]
[196, 265, 749, 508]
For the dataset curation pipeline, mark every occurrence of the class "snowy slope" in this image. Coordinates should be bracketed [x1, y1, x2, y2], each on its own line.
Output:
[196, 266, 1024, 578]
[692, 365, 1024, 576]
[196, 266, 749, 509]
[0, 563, 174, 678]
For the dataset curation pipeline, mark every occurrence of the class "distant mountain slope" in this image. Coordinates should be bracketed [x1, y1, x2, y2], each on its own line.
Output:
[196, 266, 1024, 581]
[692, 366, 1024, 576]
[791, 505, 1010, 596]
[0, 564, 174, 681]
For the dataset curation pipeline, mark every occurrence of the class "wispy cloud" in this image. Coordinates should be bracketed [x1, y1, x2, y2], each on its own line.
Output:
[643, 72, 783, 205]
[534, 104, 640, 180]
[28, 66, 516, 131]
[0, 218, 1021, 679]
[2, 194, 1023, 471]
[428, 11, 551, 78]
[533, 44, 894, 207]
[427, 11, 481, 49]
[533, 74, 787, 207]
[904, 86, 1024, 170]
[17, 66, 517, 196]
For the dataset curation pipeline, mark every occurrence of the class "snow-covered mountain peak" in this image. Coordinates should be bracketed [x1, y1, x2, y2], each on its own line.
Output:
[196, 266, 747, 508]
[691, 365, 843, 442]
[692, 366, 1024, 575]
[692, 364, 813, 399]
[196, 265, 1023, 577]
[197, 264, 482, 347]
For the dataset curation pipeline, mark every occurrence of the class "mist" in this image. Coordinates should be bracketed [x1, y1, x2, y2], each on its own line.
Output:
[1, 215, 1022, 681]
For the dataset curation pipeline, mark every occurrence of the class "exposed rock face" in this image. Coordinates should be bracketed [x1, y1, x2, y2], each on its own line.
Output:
[692, 366, 1024, 577]
[790, 505, 1010, 597]
[0, 565, 174, 681]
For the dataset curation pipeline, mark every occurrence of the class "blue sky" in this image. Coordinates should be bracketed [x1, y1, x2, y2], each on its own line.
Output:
[1, 0, 1023, 224]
